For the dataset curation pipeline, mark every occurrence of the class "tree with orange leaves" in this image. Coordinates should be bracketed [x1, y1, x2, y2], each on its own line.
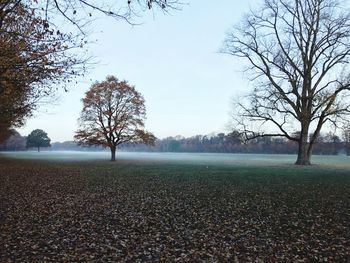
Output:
[0, 2, 86, 141]
[74, 75, 155, 161]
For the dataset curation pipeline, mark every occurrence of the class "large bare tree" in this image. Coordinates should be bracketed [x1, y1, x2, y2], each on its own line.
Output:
[223, 0, 350, 165]
[74, 75, 155, 161]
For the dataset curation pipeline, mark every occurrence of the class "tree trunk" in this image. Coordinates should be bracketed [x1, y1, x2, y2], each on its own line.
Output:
[295, 142, 311, 165]
[37, 146, 40, 152]
[110, 146, 116, 161]
[295, 127, 311, 165]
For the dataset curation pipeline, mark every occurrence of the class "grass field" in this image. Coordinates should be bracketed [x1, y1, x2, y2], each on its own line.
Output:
[0, 152, 349, 262]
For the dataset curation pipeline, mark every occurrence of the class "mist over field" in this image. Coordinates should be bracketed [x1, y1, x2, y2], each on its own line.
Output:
[2, 151, 350, 169]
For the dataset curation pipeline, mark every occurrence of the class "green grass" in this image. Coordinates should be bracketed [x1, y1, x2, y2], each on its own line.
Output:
[2, 150, 350, 168]
[0, 155, 349, 262]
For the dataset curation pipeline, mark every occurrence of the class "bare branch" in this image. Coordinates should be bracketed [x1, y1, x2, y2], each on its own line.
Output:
[223, 0, 350, 165]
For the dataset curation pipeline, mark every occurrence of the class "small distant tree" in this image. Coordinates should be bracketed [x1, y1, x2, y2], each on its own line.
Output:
[26, 129, 51, 152]
[74, 75, 156, 161]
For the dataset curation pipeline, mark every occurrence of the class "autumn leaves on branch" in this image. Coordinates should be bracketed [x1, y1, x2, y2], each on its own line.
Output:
[0, 0, 179, 141]
[74, 76, 155, 161]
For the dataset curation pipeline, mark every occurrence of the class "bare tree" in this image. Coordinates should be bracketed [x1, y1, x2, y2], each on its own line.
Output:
[0, 1, 181, 33]
[74, 75, 155, 161]
[223, 0, 350, 165]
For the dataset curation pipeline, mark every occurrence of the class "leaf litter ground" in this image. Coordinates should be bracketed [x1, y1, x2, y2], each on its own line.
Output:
[0, 157, 349, 262]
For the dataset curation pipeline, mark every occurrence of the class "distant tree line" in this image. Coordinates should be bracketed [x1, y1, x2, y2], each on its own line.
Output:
[50, 131, 350, 156]
[0, 130, 26, 151]
[120, 132, 349, 156]
[50, 141, 105, 152]
[0, 129, 51, 151]
[2, 130, 350, 156]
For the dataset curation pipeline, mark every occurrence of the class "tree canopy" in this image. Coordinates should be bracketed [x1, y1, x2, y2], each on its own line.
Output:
[74, 75, 155, 161]
[26, 129, 51, 152]
[0, 2, 87, 141]
[0, 0, 180, 142]
[223, 0, 350, 165]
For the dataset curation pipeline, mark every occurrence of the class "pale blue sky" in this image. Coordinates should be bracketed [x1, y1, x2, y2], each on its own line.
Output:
[18, 1, 257, 142]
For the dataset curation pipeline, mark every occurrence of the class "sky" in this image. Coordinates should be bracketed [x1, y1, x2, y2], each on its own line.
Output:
[18, 0, 257, 142]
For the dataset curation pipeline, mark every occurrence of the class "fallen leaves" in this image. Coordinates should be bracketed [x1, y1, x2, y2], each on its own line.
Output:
[0, 158, 349, 262]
